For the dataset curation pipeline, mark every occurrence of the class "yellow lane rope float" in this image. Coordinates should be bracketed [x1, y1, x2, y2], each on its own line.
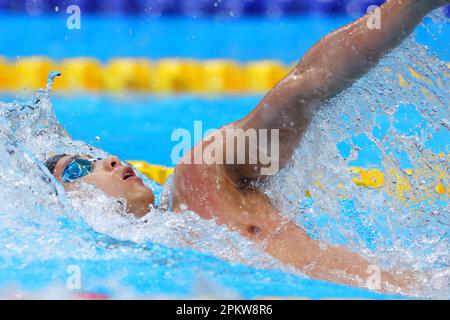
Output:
[129, 160, 448, 205]
[0, 56, 293, 93]
[127, 161, 174, 185]
[2, 57, 447, 94]
[1, 57, 448, 94]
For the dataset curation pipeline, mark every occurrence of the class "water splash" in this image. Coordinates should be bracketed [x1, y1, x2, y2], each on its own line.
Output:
[0, 17, 449, 299]
[0, 73, 283, 285]
[264, 35, 449, 297]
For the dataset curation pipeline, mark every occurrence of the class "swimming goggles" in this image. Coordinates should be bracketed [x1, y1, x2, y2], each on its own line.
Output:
[62, 158, 96, 183]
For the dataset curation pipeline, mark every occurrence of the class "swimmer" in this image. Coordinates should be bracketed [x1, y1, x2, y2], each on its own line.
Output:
[45, 0, 449, 292]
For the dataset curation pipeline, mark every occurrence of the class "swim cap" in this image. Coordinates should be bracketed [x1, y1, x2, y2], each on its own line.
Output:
[44, 154, 67, 174]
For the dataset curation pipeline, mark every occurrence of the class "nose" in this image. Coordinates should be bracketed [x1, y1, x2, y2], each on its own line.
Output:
[102, 156, 122, 171]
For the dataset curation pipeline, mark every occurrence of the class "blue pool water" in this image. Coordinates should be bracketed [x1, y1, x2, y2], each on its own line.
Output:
[0, 242, 402, 299]
[0, 90, 408, 299]
[53, 95, 256, 166]
[46, 94, 448, 169]
[0, 13, 449, 299]
[0, 14, 449, 62]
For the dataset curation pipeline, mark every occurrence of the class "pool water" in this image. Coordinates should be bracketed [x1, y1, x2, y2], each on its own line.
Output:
[0, 90, 405, 299]
[49, 94, 448, 169]
[0, 13, 449, 299]
[0, 14, 449, 62]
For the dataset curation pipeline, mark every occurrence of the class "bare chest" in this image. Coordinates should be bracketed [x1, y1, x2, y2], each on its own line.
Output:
[171, 163, 281, 239]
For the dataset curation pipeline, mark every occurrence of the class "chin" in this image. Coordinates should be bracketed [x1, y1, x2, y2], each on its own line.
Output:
[143, 189, 155, 206]
[131, 185, 154, 205]
[125, 189, 154, 218]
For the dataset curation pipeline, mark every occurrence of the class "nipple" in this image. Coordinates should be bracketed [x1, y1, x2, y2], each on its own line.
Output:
[247, 225, 260, 235]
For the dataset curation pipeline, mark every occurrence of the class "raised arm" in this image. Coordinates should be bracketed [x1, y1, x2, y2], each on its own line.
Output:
[226, 0, 447, 181]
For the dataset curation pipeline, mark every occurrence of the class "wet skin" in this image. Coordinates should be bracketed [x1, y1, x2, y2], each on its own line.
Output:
[51, 0, 447, 292]
[53, 155, 154, 217]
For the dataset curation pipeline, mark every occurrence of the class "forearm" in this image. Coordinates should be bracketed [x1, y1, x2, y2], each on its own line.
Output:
[296, 0, 438, 99]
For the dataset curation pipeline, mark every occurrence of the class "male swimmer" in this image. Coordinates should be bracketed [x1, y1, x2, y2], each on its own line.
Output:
[44, 0, 449, 292]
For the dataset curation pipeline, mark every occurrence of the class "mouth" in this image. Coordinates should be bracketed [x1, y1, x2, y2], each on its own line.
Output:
[122, 167, 137, 181]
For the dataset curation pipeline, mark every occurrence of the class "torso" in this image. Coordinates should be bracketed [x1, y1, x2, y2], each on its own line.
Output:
[169, 131, 382, 289]
[171, 139, 283, 241]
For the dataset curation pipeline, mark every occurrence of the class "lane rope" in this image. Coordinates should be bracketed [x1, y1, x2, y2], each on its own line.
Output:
[3, 56, 448, 93]
[129, 160, 449, 203]
[0, 56, 293, 93]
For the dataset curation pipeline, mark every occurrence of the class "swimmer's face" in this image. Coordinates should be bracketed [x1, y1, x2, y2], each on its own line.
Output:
[52, 155, 154, 218]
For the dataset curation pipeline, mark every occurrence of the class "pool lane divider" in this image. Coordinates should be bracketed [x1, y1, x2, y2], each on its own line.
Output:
[129, 160, 448, 203]
[127, 161, 175, 186]
[0, 0, 388, 17]
[0, 56, 294, 94]
[3, 56, 449, 94]
[2, 1, 449, 18]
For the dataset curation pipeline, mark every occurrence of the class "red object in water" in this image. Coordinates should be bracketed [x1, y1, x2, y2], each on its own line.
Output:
[77, 292, 111, 300]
